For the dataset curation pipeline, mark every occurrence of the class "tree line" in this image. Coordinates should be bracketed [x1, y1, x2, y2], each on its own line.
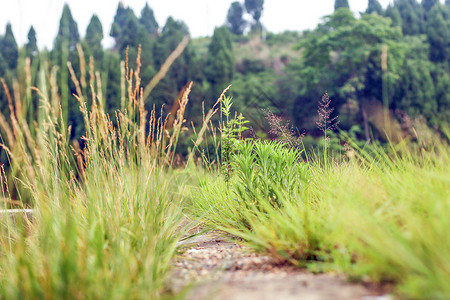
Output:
[0, 0, 448, 147]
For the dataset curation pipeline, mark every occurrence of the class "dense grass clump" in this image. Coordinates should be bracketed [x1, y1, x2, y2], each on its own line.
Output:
[192, 103, 450, 299]
[0, 44, 191, 299]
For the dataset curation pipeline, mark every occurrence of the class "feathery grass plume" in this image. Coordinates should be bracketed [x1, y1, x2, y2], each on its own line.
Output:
[316, 91, 339, 134]
[264, 109, 304, 150]
[317, 91, 339, 168]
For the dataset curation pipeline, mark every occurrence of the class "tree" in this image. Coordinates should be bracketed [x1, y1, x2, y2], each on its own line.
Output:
[291, 10, 405, 139]
[85, 15, 104, 63]
[0, 53, 7, 77]
[104, 52, 122, 115]
[395, 0, 425, 35]
[425, 4, 450, 63]
[110, 3, 151, 69]
[245, 0, 264, 28]
[334, 0, 350, 11]
[151, 17, 193, 109]
[434, 67, 450, 123]
[366, 0, 383, 15]
[226, 2, 247, 35]
[385, 4, 403, 27]
[422, 0, 439, 12]
[26, 26, 38, 58]
[140, 3, 158, 35]
[205, 26, 234, 102]
[0, 23, 18, 70]
[398, 59, 436, 121]
[110, 2, 136, 45]
[54, 4, 80, 52]
[52, 3, 81, 137]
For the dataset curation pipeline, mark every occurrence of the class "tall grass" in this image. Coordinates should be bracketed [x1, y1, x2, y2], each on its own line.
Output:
[0, 41, 191, 299]
[192, 100, 450, 298]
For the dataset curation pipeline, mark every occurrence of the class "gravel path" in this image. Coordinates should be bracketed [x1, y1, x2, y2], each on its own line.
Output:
[169, 231, 393, 300]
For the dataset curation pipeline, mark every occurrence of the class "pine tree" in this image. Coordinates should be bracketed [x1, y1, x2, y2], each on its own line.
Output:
[104, 52, 122, 114]
[385, 4, 403, 27]
[85, 14, 104, 63]
[422, 0, 439, 12]
[151, 17, 192, 108]
[0, 53, 7, 77]
[0, 23, 18, 70]
[334, 0, 350, 11]
[205, 26, 234, 101]
[110, 2, 136, 46]
[140, 3, 158, 35]
[52, 3, 80, 137]
[425, 4, 450, 63]
[399, 59, 436, 121]
[26, 26, 38, 58]
[54, 4, 80, 52]
[395, 0, 425, 35]
[226, 2, 247, 35]
[366, 0, 383, 15]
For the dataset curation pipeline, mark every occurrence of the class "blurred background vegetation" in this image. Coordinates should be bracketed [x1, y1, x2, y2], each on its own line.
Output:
[0, 0, 448, 159]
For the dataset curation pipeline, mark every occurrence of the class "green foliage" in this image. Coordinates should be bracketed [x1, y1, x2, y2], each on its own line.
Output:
[244, 0, 264, 27]
[152, 17, 195, 110]
[232, 140, 307, 208]
[398, 55, 437, 122]
[110, 2, 135, 40]
[220, 95, 249, 182]
[366, 0, 383, 15]
[140, 3, 159, 35]
[425, 4, 450, 64]
[422, 0, 439, 12]
[104, 52, 122, 116]
[434, 66, 450, 123]
[193, 131, 450, 299]
[291, 11, 404, 134]
[26, 26, 38, 59]
[226, 1, 247, 35]
[395, 0, 425, 35]
[0, 0, 448, 158]
[54, 4, 80, 53]
[205, 26, 234, 102]
[385, 4, 403, 27]
[230, 70, 280, 129]
[0, 23, 18, 70]
[51, 4, 81, 134]
[334, 0, 350, 11]
[85, 15, 104, 63]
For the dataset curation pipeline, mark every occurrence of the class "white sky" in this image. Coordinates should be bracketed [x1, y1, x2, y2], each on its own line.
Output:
[0, 0, 395, 49]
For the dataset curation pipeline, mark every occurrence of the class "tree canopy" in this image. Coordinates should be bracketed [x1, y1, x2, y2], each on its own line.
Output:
[0, 23, 18, 70]
[226, 2, 247, 35]
[334, 0, 350, 11]
[140, 3, 159, 35]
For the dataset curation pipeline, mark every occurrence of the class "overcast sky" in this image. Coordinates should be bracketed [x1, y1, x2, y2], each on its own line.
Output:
[1, 0, 395, 49]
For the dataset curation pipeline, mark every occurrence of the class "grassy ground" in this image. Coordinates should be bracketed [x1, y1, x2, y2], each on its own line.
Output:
[190, 137, 450, 299]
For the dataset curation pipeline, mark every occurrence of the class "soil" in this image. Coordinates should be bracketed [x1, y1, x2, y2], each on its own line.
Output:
[169, 231, 394, 300]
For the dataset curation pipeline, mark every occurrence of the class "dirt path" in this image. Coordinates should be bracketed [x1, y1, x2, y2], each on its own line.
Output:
[169, 232, 393, 300]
